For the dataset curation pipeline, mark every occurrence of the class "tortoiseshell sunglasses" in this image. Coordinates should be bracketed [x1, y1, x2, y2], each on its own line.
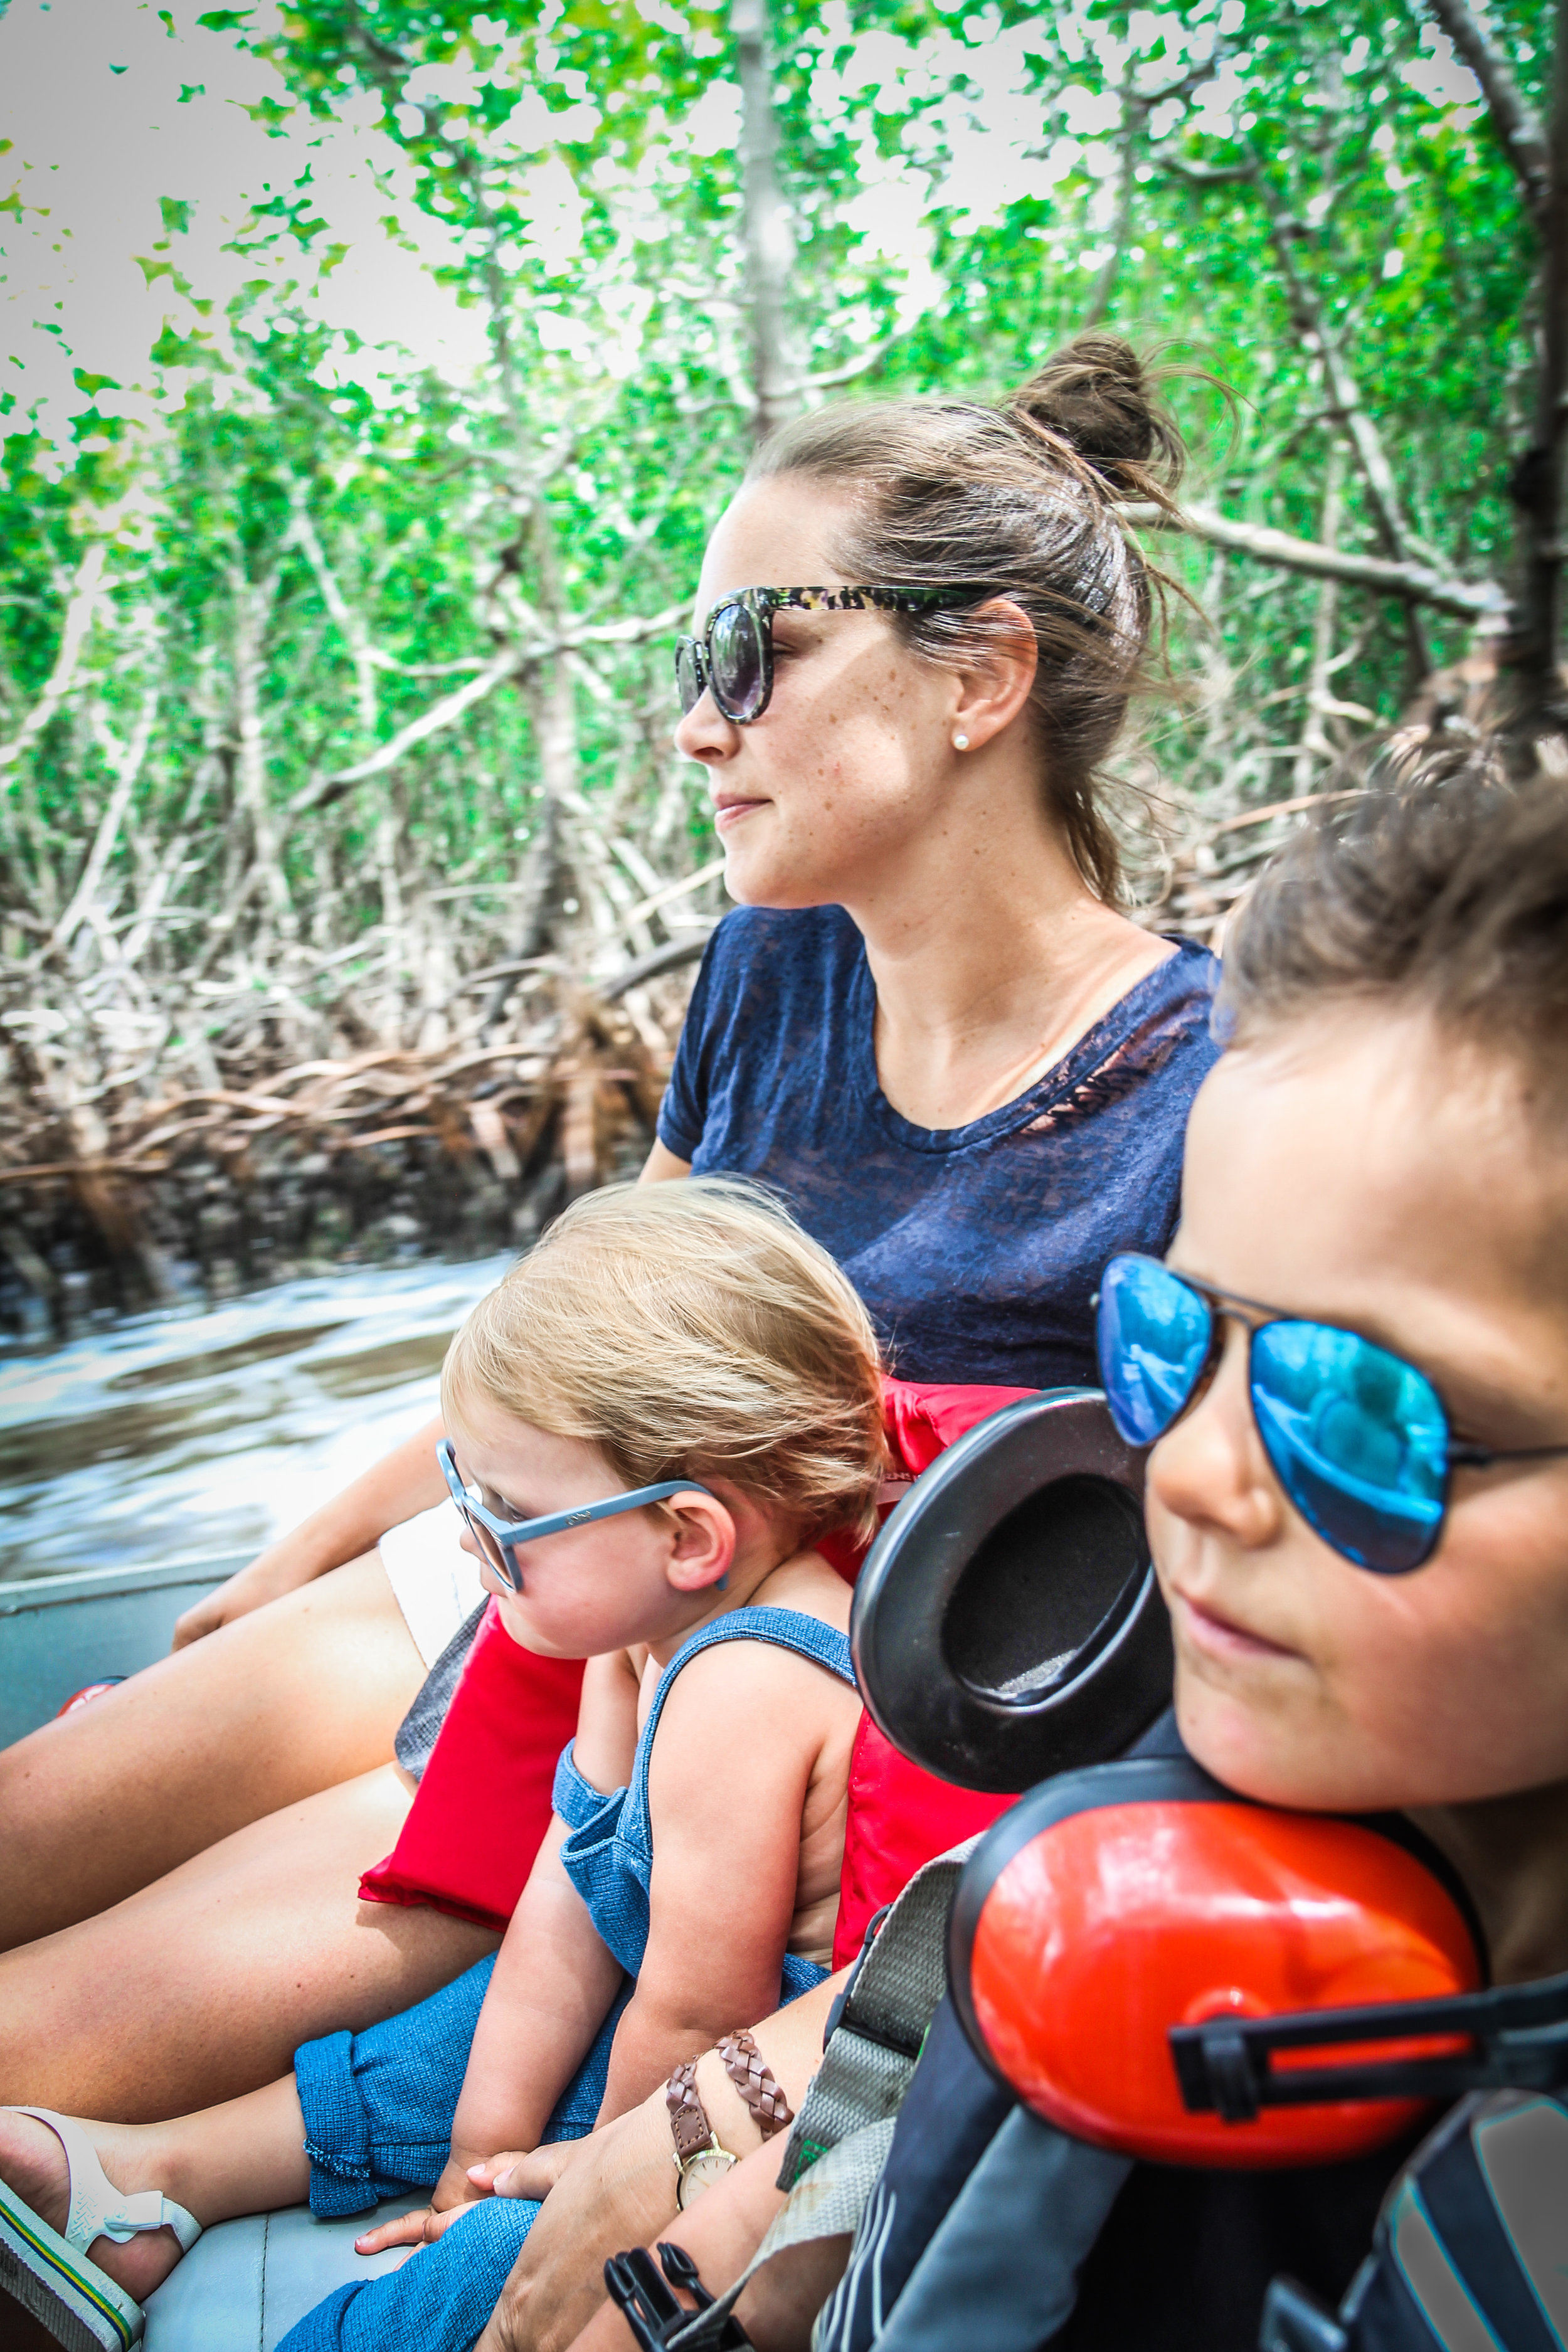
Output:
[674, 584, 997, 725]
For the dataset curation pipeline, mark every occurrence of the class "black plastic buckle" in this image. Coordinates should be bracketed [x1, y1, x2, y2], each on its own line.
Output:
[1171, 1966, 1568, 2124]
[824, 1903, 893, 2050]
[1258, 2277, 1350, 2352]
[603, 2242, 755, 2350]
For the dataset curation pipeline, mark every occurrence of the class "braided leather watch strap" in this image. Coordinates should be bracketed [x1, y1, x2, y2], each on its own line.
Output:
[717, 2030, 795, 2140]
[667, 2058, 716, 2161]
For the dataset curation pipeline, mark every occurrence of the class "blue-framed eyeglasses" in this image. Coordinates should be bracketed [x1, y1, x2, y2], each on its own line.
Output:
[437, 1439, 717, 1595]
[1094, 1253, 1568, 1575]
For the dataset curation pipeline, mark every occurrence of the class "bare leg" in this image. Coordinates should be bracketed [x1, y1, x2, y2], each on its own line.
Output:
[0, 1552, 425, 1950]
[0, 1766, 497, 2119]
[0, 2076, 310, 2306]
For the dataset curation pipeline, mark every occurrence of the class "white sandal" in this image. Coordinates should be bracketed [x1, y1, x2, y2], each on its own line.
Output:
[0, 2105, 201, 2351]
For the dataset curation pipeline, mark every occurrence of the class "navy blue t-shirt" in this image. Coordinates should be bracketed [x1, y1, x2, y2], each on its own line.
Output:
[658, 906, 1221, 1389]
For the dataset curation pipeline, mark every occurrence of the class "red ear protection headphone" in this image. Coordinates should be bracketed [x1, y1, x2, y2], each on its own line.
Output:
[949, 1754, 1507, 2169]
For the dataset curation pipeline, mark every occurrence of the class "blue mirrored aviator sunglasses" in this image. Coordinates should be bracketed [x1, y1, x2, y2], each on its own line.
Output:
[1094, 1253, 1568, 1575]
[438, 1439, 716, 1595]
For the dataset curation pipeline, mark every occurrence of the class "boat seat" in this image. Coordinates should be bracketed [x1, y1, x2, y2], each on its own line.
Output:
[142, 2194, 425, 2350]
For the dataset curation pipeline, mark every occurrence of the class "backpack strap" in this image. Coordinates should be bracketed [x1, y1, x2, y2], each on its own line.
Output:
[662, 1836, 977, 2350]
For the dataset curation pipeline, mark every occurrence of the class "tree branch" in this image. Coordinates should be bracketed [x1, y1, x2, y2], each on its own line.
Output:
[1123, 500, 1506, 617]
[732, 0, 798, 440]
[1424, 0, 1550, 225]
[0, 544, 107, 778]
[47, 675, 161, 960]
[288, 606, 686, 815]
[1500, 0, 1568, 729]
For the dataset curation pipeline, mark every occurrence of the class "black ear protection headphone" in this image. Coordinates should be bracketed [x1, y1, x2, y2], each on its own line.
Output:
[850, 1387, 1168, 1793]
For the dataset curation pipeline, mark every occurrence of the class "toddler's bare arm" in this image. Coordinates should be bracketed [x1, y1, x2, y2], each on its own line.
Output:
[596, 1636, 856, 2121]
[474, 1973, 842, 2352]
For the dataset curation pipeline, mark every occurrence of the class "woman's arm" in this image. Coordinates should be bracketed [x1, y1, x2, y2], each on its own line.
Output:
[172, 1413, 450, 1646]
[596, 1641, 840, 2122]
[471, 1973, 844, 2352]
[176, 1138, 685, 1648]
[638, 1138, 691, 1182]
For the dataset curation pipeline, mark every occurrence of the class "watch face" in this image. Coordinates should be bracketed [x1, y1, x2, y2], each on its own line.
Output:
[676, 2144, 738, 2209]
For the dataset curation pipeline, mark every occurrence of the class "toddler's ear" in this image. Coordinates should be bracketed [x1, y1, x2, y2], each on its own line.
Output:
[663, 1491, 736, 1596]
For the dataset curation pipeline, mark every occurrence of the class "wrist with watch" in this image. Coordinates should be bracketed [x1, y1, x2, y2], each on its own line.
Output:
[665, 2030, 795, 2210]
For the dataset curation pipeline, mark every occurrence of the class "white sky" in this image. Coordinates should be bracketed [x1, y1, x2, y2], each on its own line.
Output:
[1, 0, 1486, 469]
[0, 0, 488, 457]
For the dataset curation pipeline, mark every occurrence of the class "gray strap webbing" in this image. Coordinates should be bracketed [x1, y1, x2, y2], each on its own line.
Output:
[778, 1840, 978, 2192]
[665, 1840, 978, 2351]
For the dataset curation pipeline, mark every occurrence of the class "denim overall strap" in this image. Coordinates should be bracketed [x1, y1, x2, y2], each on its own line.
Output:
[626, 1604, 856, 1860]
[558, 1607, 856, 1979]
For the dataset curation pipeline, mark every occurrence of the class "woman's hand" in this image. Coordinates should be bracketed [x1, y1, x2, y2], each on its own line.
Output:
[171, 1412, 448, 1649]
[171, 1540, 323, 1646]
[478, 2143, 584, 2200]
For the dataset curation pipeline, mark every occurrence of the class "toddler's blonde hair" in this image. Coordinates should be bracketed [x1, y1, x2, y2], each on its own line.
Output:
[441, 1178, 888, 1542]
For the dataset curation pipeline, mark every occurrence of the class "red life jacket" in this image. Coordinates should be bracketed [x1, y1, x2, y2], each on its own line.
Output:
[360, 1377, 1033, 1944]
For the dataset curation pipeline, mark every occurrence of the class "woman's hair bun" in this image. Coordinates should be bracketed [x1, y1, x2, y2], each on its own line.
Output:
[1006, 334, 1184, 501]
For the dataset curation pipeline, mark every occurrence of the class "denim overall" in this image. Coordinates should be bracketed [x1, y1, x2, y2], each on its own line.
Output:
[280, 1607, 856, 2352]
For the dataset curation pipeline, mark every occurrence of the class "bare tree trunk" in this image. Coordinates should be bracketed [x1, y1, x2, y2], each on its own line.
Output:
[0, 543, 106, 778]
[1292, 438, 1347, 795]
[230, 566, 294, 945]
[1083, 92, 1136, 330]
[1503, 0, 1568, 741]
[48, 672, 161, 958]
[287, 489, 380, 739]
[479, 660, 578, 1036]
[732, 0, 798, 442]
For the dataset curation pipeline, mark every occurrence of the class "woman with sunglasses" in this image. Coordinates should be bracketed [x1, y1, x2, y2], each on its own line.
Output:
[0, 334, 1224, 2124]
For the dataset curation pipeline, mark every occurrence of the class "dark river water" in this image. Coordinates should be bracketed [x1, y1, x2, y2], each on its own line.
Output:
[0, 1254, 514, 1585]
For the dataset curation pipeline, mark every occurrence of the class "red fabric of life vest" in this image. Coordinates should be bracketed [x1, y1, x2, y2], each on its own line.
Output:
[359, 1606, 583, 1932]
[829, 1379, 1031, 1969]
[361, 1375, 1033, 1938]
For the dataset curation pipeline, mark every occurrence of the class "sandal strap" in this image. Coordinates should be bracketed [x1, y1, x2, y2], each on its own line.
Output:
[4, 2106, 202, 2255]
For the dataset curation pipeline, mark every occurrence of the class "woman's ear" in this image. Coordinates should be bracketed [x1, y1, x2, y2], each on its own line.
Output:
[662, 1491, 738, 1597]
[949, 598, 1038, 752]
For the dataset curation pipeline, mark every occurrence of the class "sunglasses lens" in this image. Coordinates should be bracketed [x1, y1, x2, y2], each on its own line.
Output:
[674, 638, 702, 716]
[1250, 1323, 1448, 1572]
[1097, 1255, 1214, 1448]
[477, 1517, 516, 1581]
[709, 601, 768, 721]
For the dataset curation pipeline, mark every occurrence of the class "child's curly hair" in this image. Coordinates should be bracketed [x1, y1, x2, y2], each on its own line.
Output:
[442, 1177, 889, 1543]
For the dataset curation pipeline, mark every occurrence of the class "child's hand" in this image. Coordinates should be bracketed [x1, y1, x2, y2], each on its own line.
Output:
[470, 2142, 581, 2201]
[351, 2148, 494, 2257]
[351, 2201, 477, 2256]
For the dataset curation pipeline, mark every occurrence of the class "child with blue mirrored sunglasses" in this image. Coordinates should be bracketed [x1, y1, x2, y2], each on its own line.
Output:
[1096, 1253, 1568, 1577]
[1115, 742, 1568, 1853]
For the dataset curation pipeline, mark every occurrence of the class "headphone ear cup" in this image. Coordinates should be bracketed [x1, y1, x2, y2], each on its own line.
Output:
[948, 1757, 1482, 2169]
[851, 1389, 1167, 1793]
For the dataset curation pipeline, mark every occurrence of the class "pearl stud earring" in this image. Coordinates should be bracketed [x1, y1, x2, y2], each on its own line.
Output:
[953, 731, 970, 750]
